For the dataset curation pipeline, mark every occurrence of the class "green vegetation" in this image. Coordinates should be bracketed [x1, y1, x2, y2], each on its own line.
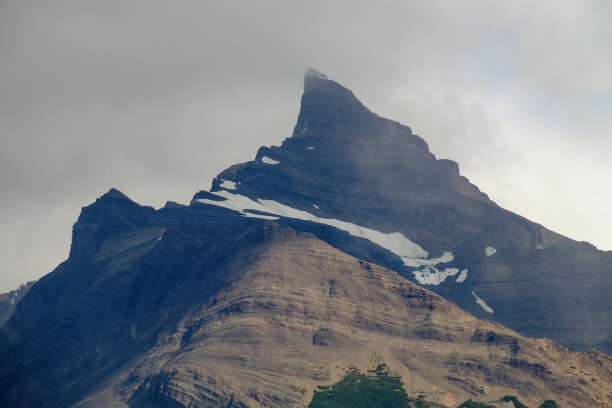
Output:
[458, 396, 558, 408]
[502, 395, 528, 408]
[309, 366, 559, 408]
[501, 395, 560, 408]
[290, 384, 307, 395]
[308, 364, 426, 408]
[457, 400, 496, 408]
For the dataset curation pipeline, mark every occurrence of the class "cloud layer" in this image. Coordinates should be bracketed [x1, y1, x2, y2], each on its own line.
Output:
[1, 0, 611, 291]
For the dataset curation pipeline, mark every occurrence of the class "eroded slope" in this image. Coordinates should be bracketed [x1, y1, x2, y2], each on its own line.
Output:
[81, 225, 612, 408]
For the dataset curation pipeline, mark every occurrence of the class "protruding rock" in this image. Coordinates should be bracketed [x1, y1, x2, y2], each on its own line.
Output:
[195, 70, 612, 355]
[2, 70, 612, 408]
[69, 188, 155, 259]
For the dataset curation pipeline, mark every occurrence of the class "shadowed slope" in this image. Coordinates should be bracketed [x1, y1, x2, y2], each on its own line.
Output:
[78, 224, 612, 408]
[2, 70, 612, 408]
[194, 70, 612, 353]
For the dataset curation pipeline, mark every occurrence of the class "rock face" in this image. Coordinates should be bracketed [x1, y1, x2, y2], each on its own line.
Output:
[3, 218, 612, 407]
[0, 280, 35, 326]
[92, 227, 612, 408]
[1, 70, 612, 407]
[195, 69, 612, 353]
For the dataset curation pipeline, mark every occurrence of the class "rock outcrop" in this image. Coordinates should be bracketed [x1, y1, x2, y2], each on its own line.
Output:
[0, 280, 35, 327]
[195, 70, 612, 353]
[104, 226, 612, 408]
[4, 219, 611, 407]
[1, 70, 612, 407]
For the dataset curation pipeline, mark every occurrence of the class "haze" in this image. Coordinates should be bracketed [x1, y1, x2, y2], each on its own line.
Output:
[1, 0, 611, 292]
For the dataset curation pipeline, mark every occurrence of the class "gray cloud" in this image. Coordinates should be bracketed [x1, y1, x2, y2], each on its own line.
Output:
[1, 0, 611, 291]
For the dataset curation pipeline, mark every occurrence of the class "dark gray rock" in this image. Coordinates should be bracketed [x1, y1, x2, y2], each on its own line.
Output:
[0, 189, 268, 407]
[196, 70, 612, 354]
[0, 280, 35, 327]
[1, 70, 611, 407]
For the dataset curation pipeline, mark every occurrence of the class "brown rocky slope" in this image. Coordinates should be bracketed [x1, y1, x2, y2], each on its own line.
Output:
[77, 223, 612, 408]
[195, 70, 612, 354]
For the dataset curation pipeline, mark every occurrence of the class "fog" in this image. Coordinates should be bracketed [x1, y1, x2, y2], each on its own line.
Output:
[1, 0, 611, 291]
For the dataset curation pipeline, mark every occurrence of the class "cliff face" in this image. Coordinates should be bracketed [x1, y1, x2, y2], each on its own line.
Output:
[1, 70, 612, 407]
[0, 190, 268, 407]
[2, 212, 612, 407]
[196, 70, 612, 353]
[94, 225, 612, 408]
[0, 280, 35, 327]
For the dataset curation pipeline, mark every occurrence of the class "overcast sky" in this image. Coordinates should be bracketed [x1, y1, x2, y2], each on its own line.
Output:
[1, 1, 611, 292]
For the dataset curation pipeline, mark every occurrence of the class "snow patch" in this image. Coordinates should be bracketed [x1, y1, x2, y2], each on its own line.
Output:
[198, 190, 431, 263]
[403, 251, 453, 267]
[197, 190, 276, 219]
[455, 269, 468, 283]
[262, 156, 279, 165]
[259, 198, 428, 263]
[244, 212, 280, 220]
[219, 179, 237, 190]
[406, 252, 468, 286]
[197, 191, 466, 283]
[413, 267, 459, 286]
[485, 247, 497, 257]
[472, 291, 493, 313]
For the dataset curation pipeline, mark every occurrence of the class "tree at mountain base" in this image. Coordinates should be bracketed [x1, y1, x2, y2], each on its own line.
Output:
[309, 365, 559, 408]
[309, 364, 416, 408]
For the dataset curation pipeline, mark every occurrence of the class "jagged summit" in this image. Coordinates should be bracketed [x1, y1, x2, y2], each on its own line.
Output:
[304, 67, 328, 80]
[101, 187, 130, 200]
[195, 71, 612, 354]
[69, 187, 155, 259]
[2, 70, 612, 408]
[297, 69, 375, 137]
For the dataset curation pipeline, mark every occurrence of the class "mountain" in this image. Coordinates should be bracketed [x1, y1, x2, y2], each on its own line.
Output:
[1, 70, 611, 407]
[0, 280, 35, 326]
[194, 69, 612, 353]
[2, 219, 611, 407]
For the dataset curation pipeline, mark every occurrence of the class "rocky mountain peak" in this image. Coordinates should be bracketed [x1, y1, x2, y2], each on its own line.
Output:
[69, 188, 155, 260]
[2, 70, 612, 408]
[83, 188, 152, 220]
[194, 71, 611, 355]
[101, 187, 130, 200]
[305, 67, 327, 79]
[294, 69, 375, 139]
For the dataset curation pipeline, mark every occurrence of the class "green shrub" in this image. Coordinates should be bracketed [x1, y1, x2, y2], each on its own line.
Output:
[502, 395, 528, 408]
[309, 364, 412, 408]
[309, 366, 559, 408]
[457, 400, 496, 408]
